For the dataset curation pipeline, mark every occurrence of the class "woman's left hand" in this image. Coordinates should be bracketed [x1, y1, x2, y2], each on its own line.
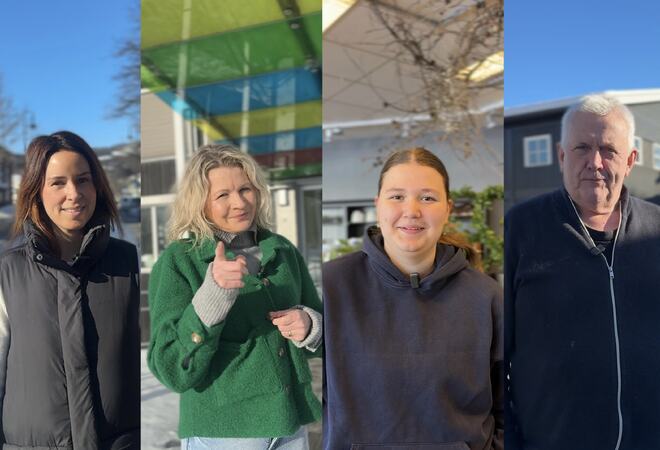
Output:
[269, 308, 311, 342]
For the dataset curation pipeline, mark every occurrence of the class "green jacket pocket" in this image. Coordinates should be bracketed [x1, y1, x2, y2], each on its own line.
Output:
[201, 333, 282, 405]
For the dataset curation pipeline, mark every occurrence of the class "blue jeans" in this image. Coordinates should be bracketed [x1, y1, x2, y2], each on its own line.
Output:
[181, 426, 309, 450]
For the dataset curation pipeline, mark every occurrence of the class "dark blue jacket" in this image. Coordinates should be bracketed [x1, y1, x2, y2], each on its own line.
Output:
[504, 188, 660, 450]
[323, 229, 503, 450]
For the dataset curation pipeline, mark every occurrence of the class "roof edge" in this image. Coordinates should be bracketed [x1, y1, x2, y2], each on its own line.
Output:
[505, 88, 660, 118]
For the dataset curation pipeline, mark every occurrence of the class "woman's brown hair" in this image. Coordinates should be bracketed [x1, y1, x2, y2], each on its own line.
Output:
[13, 131, 120, 247]
[378, 147, 482, 269]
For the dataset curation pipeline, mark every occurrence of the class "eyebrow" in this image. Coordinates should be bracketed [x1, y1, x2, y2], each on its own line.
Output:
[46, 171, 91, 182]
[573, 143, 618, 151]
[212, 183, 252, 195]
[383, 187, 441, 194]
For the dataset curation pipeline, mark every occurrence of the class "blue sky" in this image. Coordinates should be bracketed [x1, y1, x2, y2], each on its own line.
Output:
[0, 0, 138, 152]
[505, 0, 660, 108]
[3, 1, 657, 150]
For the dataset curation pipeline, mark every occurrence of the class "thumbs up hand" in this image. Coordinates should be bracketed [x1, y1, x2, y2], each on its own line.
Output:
[211, 241, 248, 289]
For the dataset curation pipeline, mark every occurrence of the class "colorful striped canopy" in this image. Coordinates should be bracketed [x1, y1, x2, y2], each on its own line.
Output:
[142, 0, 322, 179]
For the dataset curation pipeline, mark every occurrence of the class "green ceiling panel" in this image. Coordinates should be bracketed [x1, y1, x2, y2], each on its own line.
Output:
[194, 100, 321, 140]
[268, 162, 322, 180]
[304, 14, 322, 58]
[142, 12, 321, 90]
[143, 0, 321, 49]
[298, 0, 322, 14]
[141, 65, 169, 91]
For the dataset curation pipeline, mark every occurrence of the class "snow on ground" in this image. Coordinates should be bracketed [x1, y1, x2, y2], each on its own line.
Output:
[141, 349, 180, 449]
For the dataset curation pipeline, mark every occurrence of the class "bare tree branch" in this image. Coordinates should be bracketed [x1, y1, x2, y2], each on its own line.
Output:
[365, 0, 504, 159]
[108, 3, 140, 137]
[0, 75, 25, 148]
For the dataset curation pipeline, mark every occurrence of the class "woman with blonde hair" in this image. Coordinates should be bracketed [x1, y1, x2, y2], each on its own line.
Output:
[323, 147, 503, 450]
[148, 144, 322, 449]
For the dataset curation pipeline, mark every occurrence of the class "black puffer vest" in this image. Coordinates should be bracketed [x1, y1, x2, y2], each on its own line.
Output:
[0, 221, 140, 449]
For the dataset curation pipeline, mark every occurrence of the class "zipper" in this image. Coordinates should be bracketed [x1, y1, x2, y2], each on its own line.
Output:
[569, 198, 623, 450]
[604, 251, 622, 450]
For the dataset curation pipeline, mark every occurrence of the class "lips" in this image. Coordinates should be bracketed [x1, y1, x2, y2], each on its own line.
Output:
[581, 171, 606, 181]
[61, 205, 86, 216]
[397, 225, 426, 234]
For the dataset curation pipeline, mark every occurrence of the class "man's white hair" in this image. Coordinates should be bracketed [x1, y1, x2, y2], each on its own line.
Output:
[560, 94, 636, 150]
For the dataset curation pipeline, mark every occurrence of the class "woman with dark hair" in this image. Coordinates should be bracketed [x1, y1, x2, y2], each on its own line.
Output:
[323, 148, 503, 450]
[0, 131, 140, 449]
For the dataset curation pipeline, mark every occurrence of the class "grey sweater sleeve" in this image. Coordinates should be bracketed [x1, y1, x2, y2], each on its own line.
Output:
[192, 263, 240, 327]
[292, 305, 322, 352]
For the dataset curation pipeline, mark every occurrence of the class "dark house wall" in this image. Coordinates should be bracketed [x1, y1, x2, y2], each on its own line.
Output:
[504, 109, 563, 211]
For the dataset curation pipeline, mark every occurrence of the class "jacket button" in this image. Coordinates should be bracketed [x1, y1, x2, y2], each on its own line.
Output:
[36, 254, 43, 261]
[278, 347, 285, 357]
[191, 332, 203, 344]
[263, 278, 270, 287]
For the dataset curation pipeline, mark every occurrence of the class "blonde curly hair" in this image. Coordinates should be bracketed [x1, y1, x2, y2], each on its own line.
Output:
[168, 144, 273, 246]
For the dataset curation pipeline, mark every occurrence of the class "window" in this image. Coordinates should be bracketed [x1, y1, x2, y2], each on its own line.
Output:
[141, 158, 176, 196]
[653, 143, 660, 170]
[634, 136, 643, 166]
[140, 200, 173, 270]
[523, 134, 552, 168]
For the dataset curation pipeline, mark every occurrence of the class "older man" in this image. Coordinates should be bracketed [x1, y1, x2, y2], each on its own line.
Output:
[504, 95, 660, 450]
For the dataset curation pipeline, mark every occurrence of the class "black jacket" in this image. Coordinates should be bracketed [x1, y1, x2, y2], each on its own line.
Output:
[323, 228, 504, 450]
[0, 221, 140, 450]
[504, 188, 660, 450]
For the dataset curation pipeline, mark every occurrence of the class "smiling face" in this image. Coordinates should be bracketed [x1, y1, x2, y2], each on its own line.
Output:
[559, 110, 636, 214]
[375, 162, 452, 264]
[40, 150, 97, 239]
[204, 166, 257, 233]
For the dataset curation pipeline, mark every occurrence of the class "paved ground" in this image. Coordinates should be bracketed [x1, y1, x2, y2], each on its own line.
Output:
[141, 349, 323, 450]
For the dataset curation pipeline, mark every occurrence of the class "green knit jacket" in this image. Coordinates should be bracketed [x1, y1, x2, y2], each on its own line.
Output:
[147, 229, 322, 438]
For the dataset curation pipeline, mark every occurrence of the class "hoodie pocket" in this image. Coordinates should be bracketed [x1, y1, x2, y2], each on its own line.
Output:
[350, 443, 469, 450]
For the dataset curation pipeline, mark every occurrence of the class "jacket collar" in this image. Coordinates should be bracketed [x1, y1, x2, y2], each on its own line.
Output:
[214, 225, 258, 249]
[556, 186, 630, 252]
[24, 219, 110, 274]
[195, 228, 286, 265]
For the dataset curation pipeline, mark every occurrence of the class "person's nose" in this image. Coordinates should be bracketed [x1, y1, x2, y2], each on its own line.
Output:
[229, 191, 247, 209]
[65, 180, 83, 201]
[586, 147, 604, 171]
[402, 198, 421, 218]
